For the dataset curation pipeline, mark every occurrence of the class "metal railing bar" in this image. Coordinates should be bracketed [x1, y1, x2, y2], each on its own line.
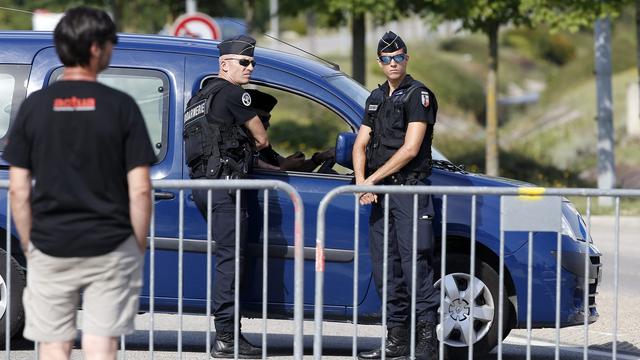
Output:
[439, 195, 447, 360]
[526, 231, 533, 360]
[613, 196, 620, 359]
[353, 195, 360, 358]
[5, 191, 10, 358]
[498, 196, 505, 360]
[120, 335, 125, 359]
[178, 189, 184, 359]
[206, 189, 212, 358]
[234, 189, 241, 360]
[381, 193, 389, 360]
[315, 185, 640, 198]
[583, 196, 591, 360]
[262, 189, 269, 360]
[468, 195, 477, 360]
[555, 230, 562, 360]
[410, 194, 418, 360]
[149, 189, 156, 359]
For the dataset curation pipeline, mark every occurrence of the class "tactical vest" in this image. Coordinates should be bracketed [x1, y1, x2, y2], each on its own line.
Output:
[365, 80, 434, 180]
[183, 78, 255, 179]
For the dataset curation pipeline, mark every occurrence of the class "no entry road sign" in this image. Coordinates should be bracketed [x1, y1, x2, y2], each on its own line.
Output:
[172, 12, 221, 40]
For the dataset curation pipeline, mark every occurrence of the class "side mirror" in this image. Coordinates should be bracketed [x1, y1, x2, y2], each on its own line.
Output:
[335, 132, 357, 170]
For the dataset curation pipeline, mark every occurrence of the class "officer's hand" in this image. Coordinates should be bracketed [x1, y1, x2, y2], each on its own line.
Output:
[280, 152, 306, 171]
[359, 192, 378, 205]
[312, 147, 336, 163]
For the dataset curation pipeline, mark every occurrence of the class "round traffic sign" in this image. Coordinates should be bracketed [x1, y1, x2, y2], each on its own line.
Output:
[172, 12, 221, 40]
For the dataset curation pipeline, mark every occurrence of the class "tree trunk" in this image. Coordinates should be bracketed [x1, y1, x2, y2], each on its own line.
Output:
[485, 23, 499, 176]
[595, 17, 616, 205]
[244, 0, 255, 33]
[636, 0, 640, 132]
[110, 0, 126, 32]
[352, 12, 366, 85]
[307, 11, 316, 54]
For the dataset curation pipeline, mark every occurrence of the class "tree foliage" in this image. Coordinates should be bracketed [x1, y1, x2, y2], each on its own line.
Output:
[422, 0, 529, 33]
[520, 0, 628, 32]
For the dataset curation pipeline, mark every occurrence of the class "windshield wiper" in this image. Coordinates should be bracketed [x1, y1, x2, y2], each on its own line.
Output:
[431, 159, 467, 174]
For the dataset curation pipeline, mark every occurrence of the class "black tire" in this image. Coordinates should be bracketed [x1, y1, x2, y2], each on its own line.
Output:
[438, 254, 511, 359]
[0, 248, 26, 346]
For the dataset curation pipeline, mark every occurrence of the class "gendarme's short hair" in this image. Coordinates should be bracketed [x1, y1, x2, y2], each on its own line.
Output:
[218, 35, 256, 57]
[54, 6, 118, 67]
[377, 31, 407, 55]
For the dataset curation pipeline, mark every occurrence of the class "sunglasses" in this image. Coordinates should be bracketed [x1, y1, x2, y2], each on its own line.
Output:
[378, 54, 407, 65]
[227, 58, 256, 67]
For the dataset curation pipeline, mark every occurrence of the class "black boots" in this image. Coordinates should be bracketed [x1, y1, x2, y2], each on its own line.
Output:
[358, 326, 410, 360]
[415, 320, 438, 359]
[357, 322, 439, 360]
[212, 331, 262, 359]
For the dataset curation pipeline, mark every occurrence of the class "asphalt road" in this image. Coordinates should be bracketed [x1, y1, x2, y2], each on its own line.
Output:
[6, 216, 639, 359]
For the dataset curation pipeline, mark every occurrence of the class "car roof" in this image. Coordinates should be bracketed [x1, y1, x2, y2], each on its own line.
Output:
[0, 31, 341, 78]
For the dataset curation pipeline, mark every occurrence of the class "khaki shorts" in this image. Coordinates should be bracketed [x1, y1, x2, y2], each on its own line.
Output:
[23, 234, 144, 342]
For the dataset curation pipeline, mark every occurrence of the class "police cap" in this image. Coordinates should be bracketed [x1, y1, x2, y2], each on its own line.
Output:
[246, 89, 277, 123]
[377, 31, 407, 55]
[217, 35, 256, 57]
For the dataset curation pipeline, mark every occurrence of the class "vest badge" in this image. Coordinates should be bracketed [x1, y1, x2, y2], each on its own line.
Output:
[421, 91, 430, 108]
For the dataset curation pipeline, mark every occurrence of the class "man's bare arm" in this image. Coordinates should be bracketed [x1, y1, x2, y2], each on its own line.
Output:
[127, 165, 152, 253]
[9, 166, 32, 254]
[365, 122, 428, 185]
[353, 124, 372, 184]
[244, 116, 270, 150]
[353, 125, 378, 204]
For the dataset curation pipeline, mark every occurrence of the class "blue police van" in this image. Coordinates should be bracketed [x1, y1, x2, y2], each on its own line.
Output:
[0, 31, 601, 356]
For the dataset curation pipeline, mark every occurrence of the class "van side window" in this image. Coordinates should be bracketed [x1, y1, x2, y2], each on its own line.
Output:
[251, 85, 353, 174]
[50, 67, 169, 162]
[0, 65, 30, 150]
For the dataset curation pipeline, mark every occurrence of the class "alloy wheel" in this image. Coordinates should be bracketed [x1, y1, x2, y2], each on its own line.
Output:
[434, 272, 495, 347]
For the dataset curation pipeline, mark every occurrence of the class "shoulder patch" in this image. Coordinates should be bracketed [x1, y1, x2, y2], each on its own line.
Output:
[242, 92, 252, 106]
[420, 91, 430, 108]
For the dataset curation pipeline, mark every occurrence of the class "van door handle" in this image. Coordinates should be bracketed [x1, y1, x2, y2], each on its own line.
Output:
[154, 191, 175, 200]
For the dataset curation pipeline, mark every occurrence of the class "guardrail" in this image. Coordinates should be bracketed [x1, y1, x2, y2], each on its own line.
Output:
[2, 179, 305, 360]
[314, 185, 640, 360]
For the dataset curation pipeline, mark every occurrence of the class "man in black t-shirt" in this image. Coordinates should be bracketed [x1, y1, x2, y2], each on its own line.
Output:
[3, 7, 155, 359]
[186, 35, 268, 358]
[353, 31, 440, 359]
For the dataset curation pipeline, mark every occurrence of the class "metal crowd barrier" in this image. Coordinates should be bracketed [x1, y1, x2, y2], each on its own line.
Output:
[2, 179, 305, 360]
[314, 185, 640, 360]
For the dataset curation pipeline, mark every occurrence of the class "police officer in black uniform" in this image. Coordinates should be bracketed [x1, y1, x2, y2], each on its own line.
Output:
[353, 31, 440, 360]
[183, 35, 268, 358]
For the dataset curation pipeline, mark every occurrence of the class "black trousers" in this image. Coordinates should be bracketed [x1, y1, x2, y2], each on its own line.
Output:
[368, 184, 440, 329]
[192, 188, 248, 333]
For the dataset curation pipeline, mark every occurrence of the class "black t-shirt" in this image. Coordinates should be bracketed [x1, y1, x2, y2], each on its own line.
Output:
[2, 80, 157, 257]
[209, 78, 257, 128]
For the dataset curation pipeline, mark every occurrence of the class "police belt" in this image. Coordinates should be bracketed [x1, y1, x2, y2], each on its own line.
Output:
[382, 171, 428, 185]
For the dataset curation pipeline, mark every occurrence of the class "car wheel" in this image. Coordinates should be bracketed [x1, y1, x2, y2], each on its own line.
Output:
[434, 254, 511, 358]
[0, 248, 26, 345]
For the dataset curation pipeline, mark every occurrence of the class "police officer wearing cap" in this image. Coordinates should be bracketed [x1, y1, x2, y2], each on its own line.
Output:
[353, 31, 440, 359]
[184, 34, 267, 358]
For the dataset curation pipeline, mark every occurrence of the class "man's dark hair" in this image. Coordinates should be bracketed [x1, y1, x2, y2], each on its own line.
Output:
[54, 6, 118, 67]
